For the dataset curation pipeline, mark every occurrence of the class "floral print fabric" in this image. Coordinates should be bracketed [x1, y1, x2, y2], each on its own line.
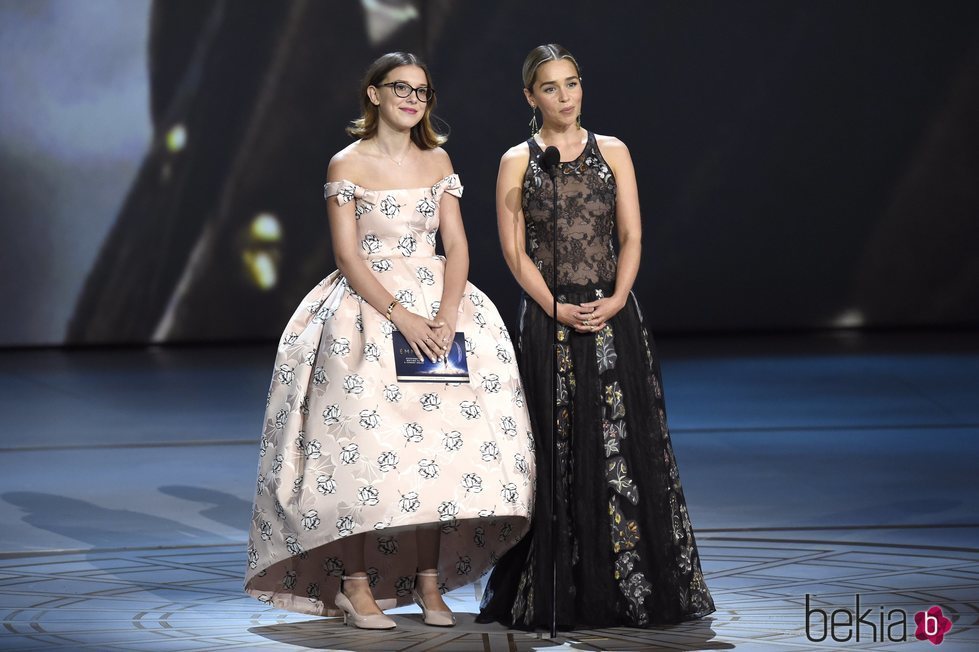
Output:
[244, 175, 534, 615]
[477, 136, 714, 629]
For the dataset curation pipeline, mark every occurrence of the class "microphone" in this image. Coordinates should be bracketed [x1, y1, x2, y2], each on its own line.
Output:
[539, 145, 561, 639]
[541, 146, 561, 178]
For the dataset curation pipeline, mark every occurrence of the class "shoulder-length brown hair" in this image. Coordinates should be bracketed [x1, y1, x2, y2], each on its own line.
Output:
[347, 52, 446, 149]
[522, 43, 582, 91]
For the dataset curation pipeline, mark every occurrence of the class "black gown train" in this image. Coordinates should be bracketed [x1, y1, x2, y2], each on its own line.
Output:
[477, 131, 715, 629]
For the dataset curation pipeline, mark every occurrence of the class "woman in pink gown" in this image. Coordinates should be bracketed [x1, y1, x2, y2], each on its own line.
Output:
[244, 52, 534, 630]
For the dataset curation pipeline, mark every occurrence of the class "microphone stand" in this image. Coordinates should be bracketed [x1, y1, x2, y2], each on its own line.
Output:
[542, 147, 560, 639]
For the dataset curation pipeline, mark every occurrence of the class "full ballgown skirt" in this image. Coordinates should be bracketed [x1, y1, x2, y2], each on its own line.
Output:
[244, 174, 535, 615]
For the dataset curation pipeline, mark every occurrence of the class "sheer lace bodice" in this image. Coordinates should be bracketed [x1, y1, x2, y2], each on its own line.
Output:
[522, 131, 618, 288]
[480, 134, 715, 630]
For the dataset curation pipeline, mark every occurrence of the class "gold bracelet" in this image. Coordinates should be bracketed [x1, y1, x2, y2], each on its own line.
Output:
[385, 300, 399, 321]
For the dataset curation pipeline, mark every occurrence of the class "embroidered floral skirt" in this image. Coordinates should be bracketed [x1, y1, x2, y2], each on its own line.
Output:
[477, 282, 715, 629]
[243, 269, 535, 616]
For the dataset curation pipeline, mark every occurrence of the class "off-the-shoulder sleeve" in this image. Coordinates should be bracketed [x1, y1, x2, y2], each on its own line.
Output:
[431, 173, 463, 200]
[324, 179, 378, 206]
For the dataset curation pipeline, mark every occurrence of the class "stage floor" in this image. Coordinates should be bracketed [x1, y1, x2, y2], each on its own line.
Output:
[1, 331, 977, 650]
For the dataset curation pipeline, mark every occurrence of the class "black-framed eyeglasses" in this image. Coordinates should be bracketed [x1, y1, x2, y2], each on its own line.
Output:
[377, 81, 434, 103]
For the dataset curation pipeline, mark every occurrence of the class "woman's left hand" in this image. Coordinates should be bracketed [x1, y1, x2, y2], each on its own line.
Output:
[432, 311, 457, 359]
[577, 295, 627, 333]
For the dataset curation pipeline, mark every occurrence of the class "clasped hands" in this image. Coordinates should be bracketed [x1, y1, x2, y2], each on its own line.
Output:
[391, 306, 455, 363]
[555, 295, 625, 334]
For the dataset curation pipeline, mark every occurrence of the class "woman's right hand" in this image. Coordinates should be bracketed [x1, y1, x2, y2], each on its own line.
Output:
[390, 305, 446, 363]
[554, 302, 597, 334]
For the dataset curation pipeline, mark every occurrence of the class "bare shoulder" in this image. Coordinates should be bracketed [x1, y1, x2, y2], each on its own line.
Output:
[594, 134, 634, 176]
[594, 133, 630, 159]
[497, 143, 530, 188]
[500, 141, 531, 168]
[426, 146, 452, 164]
[423, 145, 454, 177]
[326, 141, 367, 181]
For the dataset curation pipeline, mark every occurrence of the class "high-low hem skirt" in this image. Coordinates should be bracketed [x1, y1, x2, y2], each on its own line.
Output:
[244, 265, 535, 616]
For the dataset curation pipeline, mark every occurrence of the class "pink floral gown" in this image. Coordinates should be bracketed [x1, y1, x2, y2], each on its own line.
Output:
[244, 174, 535, 615]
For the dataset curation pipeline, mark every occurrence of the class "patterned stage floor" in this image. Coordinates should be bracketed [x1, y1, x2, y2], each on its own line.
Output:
[1, 333, 977, 650]
[2, 535, 978, 650]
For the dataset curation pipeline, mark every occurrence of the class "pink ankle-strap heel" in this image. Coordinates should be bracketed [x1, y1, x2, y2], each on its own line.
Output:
[334, 575, 396, 630]
[412, 571, 456, 627]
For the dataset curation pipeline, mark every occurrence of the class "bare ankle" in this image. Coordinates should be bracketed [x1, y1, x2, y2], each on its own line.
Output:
[342, 574, 372, 595]
[415, 571, 441, 594]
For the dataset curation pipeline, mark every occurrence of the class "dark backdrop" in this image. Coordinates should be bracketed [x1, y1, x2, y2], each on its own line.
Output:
[2, 0, 977, 346]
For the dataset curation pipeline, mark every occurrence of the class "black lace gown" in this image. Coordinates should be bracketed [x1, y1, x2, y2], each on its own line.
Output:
[477, 132, 715, 629]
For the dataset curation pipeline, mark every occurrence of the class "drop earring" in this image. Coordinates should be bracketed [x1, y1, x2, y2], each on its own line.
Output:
[529, 106, 539, 135]
[576, 112, 582, 129]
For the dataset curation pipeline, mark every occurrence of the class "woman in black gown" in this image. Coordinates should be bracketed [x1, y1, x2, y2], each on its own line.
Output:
[477, 44, 715, 629]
